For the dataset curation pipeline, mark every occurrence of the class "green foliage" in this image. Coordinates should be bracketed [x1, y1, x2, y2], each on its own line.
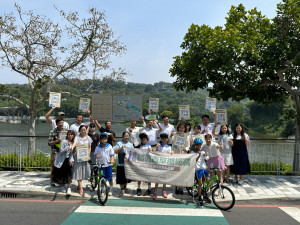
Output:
[250, 161, 293, 175]
[227, 104, 252, 130]
[160, 110, 173, 118]
[0, 153, 51, 171]
[169, 0, 300, 138]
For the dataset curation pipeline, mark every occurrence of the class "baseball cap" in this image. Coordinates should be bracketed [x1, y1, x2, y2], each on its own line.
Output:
[58, 112, 65, 116]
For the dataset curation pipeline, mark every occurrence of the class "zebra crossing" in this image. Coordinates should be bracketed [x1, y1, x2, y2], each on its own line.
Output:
[62, 199, 229, 225]
[61, 198, 300, 225]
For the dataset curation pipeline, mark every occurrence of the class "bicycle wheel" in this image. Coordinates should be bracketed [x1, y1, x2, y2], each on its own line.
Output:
[97, 178, 108, 205]
[90, 167, 98, 190]
[211, 185, 235, 211]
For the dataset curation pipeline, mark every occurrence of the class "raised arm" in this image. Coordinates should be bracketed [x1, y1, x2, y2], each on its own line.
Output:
[94, 120, 102, 130]
[45, 106, 56, 124]
[212, 122, 219, 136]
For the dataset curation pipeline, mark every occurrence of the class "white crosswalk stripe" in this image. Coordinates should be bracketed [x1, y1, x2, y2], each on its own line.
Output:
[279, 207, 300, 223]
[75, 205, 224, 217]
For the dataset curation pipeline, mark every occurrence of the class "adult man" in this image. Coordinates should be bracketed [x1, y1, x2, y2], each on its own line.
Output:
[140, 120, 162, 147]
[157, 115, 175, 144]
[44, 106, 69, 130]
[70, 113, 85, 136]
[126, 116, 146, 147]
[200, 115, 217, 137]
[48, 119, 67, 186]
[95, 120, 116, 146]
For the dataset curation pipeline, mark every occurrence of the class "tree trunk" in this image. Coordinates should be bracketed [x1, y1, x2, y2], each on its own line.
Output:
[292, 94, 300, 173]
[28, 111, 36, 155]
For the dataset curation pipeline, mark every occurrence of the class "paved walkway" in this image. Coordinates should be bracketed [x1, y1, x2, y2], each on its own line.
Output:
[0, 171, 299, 201]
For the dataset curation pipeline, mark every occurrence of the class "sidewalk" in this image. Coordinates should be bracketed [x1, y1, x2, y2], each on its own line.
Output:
[0, 171, 299, 201]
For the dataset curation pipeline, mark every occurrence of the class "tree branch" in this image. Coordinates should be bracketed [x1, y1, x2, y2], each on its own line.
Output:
[0, 94, 30, 110]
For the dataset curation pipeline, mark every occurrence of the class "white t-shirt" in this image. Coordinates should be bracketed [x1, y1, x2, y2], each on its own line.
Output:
[158, 123, 175, 144]
[141, 127, 159, 146]
[218, 134, 233, 154]
[94, 143, 114, 167]
[126, 122, 146, 146]
[200, 123, 215, 136]
[140, 144, 152, 151]
[235, 133, 250, 141]
[196, 151, 207, 170]
[70, 122, 89, 136]
[202, 142, 220, 158]
[51, 119, 69, 130]
[157, 143, 172, 154]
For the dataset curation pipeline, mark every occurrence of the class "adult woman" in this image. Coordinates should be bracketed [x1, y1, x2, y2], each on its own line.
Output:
[70, 125, 92, 195]
[114, 131, 134, 197]
[231, 124, 251, 184]
[53, 130, 75, 195]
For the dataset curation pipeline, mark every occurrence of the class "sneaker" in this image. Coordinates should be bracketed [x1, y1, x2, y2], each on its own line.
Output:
[143, 189, 152, 196]
[108, 190, 113, 196]
[179, 187, 184, 195]
[124, 188, 130, 194]
[137, 188, 142, 196]
[234, 177, 238, 183]
[61, 186, 66, 193]
[162, 191, 168, 198]
[239, 180, 244, 185]
[152, 192, 157, 200]
[50, 181, 55, 187]
[199, 198, 204, 206]
[204, 196, 211, 204]
[66, 188, 71, 195]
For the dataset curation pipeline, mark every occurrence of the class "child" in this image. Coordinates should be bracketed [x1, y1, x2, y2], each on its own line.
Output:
[94, 132, 115, 195]
[137, 133, 152, 196]
[202, 134, 226, 184]
[173, 122, 189, 194]
[194, 138, 210, 206]
[153, 133, 174, 200]
[213, 124, 234, 183]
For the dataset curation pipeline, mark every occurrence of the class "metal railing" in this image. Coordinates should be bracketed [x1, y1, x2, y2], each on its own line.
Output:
[0, 135, 298, 175]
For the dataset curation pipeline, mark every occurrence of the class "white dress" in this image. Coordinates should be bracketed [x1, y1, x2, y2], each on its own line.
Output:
[70, 135, 92, 180]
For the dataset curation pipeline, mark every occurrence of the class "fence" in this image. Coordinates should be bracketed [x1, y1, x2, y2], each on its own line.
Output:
[0, 135, 298, 175]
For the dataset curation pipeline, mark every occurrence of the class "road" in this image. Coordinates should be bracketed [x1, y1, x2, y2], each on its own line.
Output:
[0, 197, 299, 225]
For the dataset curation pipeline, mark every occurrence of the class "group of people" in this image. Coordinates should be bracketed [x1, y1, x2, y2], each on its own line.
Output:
[46, 106, 251, 201]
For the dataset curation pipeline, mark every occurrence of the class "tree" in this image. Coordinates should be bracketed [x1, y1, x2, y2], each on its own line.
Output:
[170, 0, 300, 172]
[0, 4, 126, 154]
[227, 105, 252, 131]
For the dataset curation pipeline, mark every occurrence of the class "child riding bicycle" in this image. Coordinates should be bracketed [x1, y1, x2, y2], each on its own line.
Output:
[94, 132, 115, 195]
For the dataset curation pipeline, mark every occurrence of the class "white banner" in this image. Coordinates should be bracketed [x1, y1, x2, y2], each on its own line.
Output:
[124, 148, 197, 187]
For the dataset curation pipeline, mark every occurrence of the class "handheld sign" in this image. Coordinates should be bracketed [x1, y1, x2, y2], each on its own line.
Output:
[76, 144, 89, 162]
[149, 98, 159, 113]
[205, 97, 216, 112]
[179, 105, 190, 120]
[79, 97, 91, 113]
[215, 109, 227, 125]
[49, 92, 61, 108]
[145, 115, 159, 120]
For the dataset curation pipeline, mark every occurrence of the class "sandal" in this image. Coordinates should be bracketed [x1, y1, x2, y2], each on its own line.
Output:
[80, 188, 84, 196]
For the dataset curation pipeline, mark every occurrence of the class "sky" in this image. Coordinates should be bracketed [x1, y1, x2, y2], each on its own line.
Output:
[0, 0, 282, 85]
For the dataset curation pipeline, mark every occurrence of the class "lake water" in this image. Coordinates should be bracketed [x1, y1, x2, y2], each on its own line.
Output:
[0, 122, 295, 165]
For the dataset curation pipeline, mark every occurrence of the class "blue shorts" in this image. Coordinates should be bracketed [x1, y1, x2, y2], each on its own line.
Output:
[99, 165, 112, 182]
[196, 169, 209, 179]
